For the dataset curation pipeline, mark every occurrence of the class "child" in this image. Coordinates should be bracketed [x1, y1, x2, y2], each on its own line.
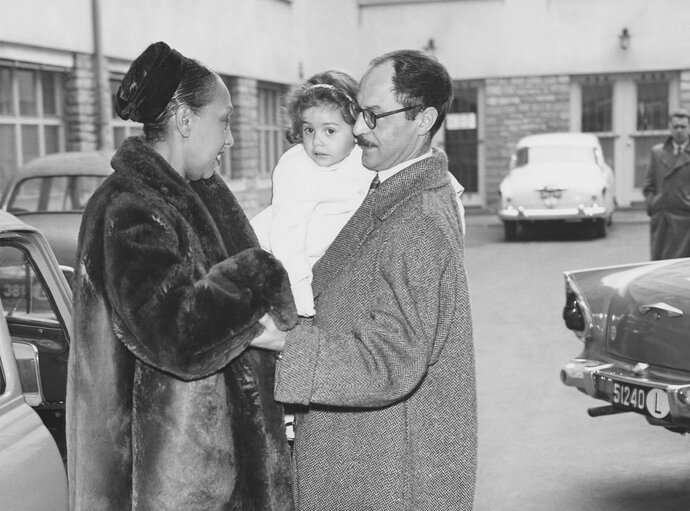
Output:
[252, 70, 466, 317]
[252, 70, 372, 317]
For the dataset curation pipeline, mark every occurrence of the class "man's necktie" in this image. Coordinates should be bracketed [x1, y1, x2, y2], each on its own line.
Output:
[367, 173, 380, 196]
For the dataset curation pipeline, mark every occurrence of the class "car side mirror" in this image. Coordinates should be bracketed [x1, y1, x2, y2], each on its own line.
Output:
[11, 341, 43, 406]
[59, 265, 74, 290]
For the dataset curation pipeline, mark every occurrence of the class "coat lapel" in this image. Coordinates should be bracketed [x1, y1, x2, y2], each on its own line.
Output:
[312, 149, 450, 299]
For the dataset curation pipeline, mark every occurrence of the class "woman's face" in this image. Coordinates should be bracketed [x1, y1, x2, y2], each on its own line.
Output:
[301, 105, 355, 167]
[184, 75, 234, 181]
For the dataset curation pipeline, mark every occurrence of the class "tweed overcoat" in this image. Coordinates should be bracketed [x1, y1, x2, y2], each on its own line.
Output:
[643, 136, 690, 260]
[67, 137, 296, 511]
[275, 149, 477, 511]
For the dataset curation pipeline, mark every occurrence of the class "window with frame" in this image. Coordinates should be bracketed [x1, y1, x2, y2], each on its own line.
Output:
[582, 83, 612, 133]
[110, 77, 143, 149]
[257, 82, 287, 175]
[0, 65, 65, 187]
[637, 81, 669, 131]
[581, 81, 614, 167]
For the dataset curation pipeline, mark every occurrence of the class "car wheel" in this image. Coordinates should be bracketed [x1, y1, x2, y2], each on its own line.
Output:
[594, 219, 607, 238]
[504, 221, 518, 241]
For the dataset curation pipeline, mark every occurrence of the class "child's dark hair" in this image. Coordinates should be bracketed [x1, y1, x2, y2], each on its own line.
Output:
[286, 70, 359, 144]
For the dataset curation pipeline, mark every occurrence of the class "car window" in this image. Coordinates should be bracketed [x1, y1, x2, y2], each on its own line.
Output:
[517, 146, 597, 166]
[8, 175, 106, 213]
[0, 245, 57, 322]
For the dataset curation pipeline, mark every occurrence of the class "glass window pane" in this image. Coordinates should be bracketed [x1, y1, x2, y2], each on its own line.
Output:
[0, 125, 17, 185]
[0, 246, 57, 321]
[44, 125, 60, 154]
[41, 71, 58, 115]
[637, 82, 669, 131]
[44, 176, 68, 211]
[0, 68, 13, 115]
[582, 84, 612, 132]
[17, 69, 38, 117]
[8, 177, 41, 213]
[21, 125, 39, 164]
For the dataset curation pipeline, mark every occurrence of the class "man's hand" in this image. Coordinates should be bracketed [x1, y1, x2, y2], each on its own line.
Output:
[251, 313, 287, 352]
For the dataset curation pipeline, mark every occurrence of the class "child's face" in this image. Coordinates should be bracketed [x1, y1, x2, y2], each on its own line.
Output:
[301, 105, 356, 167]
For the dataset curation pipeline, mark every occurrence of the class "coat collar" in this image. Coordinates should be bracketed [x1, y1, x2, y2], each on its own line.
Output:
[661, 136, 690, 173]
[312, 148, 449, 298]
[110, 136, 232, 266]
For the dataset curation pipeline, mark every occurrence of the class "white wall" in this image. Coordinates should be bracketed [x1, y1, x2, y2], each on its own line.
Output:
[303, 0, 690, 80]
[3, 0, 690, 85]
[0, 0, 301, 84]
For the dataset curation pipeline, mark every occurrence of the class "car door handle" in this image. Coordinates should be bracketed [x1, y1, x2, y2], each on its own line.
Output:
[639, 302, 684, 318]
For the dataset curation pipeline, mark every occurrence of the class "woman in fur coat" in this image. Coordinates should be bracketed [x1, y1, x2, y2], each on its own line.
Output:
[66, 42, 297, 511]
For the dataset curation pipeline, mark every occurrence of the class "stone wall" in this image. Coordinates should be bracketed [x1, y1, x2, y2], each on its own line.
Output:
[64, 53, 98, 152]
[484, 74, 571, 209]
[229, 77, 259, 179]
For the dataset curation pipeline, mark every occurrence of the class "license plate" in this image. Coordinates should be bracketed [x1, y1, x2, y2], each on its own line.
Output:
[596, 376, 670, 419]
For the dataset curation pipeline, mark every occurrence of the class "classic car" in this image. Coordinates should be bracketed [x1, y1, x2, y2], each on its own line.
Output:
[498, 133, 615, 240]
[560, 258, 690, 434]
[0, 151, 113, 270]
[0, 212, 68, 509]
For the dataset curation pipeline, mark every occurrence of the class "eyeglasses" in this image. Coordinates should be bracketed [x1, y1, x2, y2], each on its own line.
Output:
[349, 103, 420, 130]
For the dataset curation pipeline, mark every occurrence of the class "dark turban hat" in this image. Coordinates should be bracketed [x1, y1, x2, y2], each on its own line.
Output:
[115, 41, 187, 123]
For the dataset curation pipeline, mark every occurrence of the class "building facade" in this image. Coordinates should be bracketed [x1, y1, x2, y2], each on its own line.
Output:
[2, 0, 690, 214]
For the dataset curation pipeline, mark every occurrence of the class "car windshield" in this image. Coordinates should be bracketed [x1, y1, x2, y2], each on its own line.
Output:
[516, 146, 596, 167]
[7, 175, 106, 214]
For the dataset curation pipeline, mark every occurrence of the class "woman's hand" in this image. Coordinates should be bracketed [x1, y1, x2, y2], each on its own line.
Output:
[250, 313, 286, 352]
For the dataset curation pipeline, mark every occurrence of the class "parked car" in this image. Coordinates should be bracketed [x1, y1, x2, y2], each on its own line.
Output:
[0, 151, 113, 270]
[560, 258, 690, 434]
[0, 211, 68, 509]
[498, 133, 615, 240]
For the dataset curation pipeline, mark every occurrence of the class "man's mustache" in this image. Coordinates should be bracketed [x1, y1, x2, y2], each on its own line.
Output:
[356, 136, 376, 148]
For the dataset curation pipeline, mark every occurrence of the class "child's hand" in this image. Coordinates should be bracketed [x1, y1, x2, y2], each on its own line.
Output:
[251, 313, 286, 352]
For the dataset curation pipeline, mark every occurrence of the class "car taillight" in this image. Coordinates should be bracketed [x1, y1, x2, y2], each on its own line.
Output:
[563, 274, 592, 340]
[563, 291, 585, 331]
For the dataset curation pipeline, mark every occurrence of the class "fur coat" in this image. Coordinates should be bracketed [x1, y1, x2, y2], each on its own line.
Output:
[66, 137, 297, 511]
[275, 149, 477, 510]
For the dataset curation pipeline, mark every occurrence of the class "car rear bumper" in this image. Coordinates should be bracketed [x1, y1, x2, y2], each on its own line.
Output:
[561, 358, 690, 430]
[499, 205, 609, 222]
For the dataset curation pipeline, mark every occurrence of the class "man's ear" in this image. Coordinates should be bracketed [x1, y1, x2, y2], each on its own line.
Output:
[175, 104, 193, 138]
[417, 107, 438, 136]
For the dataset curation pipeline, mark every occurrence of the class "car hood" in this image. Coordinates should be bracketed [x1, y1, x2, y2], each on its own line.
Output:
[502, 162, 605, 191]
[596, 259, 690, 371]
[14, 213, 80, 268]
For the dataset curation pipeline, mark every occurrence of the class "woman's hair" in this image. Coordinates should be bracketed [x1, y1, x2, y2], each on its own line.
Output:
[286, 70, 359, 144]
[115, 41, 218, 143]
[369, 49, 453, 138]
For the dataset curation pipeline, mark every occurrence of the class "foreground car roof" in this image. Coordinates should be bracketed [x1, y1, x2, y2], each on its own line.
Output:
[517, 132, 601, 148]
[10, 151, 114, 179]
[0, 210, 38, 234]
